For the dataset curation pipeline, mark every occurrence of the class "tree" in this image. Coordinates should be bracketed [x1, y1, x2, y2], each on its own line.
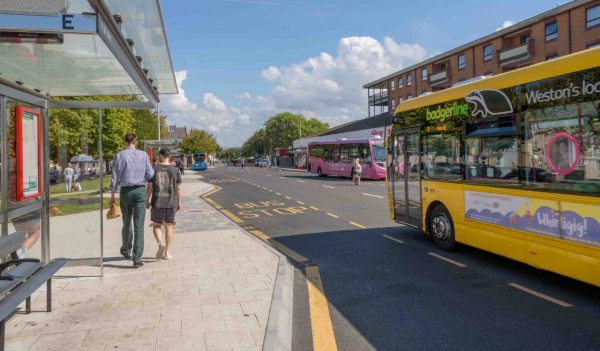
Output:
[243, 112, 329, 156]
[217, 147, 241, 161]
[133, 109, 168, 149]
[179, 129, 220, 155]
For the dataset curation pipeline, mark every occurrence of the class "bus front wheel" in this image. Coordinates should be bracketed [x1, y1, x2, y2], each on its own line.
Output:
[429, 205, 457, 251]
[317, 168, 324, 177]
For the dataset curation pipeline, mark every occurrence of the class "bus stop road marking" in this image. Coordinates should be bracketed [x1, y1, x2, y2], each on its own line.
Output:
[361, 192, 384, 199]
[349, 221, 367, 229]
[428, 252, 466, 268]
[306, 266, 338, 351]
[204, 197, 223, 210]
[382, 234, 405, 244]
[322, 185, 335, 189]
[508, 283, 573, 307]
[326, 213, 339, 218]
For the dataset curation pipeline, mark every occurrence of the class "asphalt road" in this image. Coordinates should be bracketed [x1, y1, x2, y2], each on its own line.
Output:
[201, 165, 600, 351]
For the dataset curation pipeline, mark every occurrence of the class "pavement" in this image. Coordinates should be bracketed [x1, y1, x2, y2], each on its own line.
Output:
[201, 165, 600, 351]
[6, 173, 293, 351]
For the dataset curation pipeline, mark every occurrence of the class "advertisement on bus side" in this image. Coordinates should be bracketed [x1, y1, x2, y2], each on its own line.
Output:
[464, 190, 600, 248]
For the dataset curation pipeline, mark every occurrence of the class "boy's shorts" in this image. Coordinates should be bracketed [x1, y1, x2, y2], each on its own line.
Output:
[151, 207, 176, 225]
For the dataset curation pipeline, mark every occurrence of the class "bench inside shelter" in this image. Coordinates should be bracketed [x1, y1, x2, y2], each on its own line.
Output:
[0, 232, 64, 351]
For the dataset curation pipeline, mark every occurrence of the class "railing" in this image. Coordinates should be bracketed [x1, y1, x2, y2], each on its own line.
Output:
[498, 39, 533, 67]
[429, 70, 449, 86]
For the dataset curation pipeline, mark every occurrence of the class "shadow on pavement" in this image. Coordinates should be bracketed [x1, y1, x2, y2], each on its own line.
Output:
[274, 227, 600, 351]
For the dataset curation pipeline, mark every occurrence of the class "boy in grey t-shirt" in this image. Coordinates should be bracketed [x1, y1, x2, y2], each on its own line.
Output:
[146, 148, 182, 260]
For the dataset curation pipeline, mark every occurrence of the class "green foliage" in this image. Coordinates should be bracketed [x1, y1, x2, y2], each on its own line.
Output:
[217, 147, 241, 160]
[133, 109, 168, 149]
[180, 129, 220, 154]
[243, 112, 329, 155]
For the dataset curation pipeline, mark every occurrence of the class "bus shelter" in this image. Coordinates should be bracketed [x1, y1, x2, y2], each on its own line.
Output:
[0, 0, 177, 276]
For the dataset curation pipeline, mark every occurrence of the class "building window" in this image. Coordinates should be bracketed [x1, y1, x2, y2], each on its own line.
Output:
[421, 68, 428, 81]
[390, 79, 395, 91]
[520, 35, 530, 44]
[398, 77, 403, 88]
[407, 94, 412, 100]
[391, 98, 396, 111]
[398, 97, 403, 103]
[458, 54, 466, 70]
[587, 5, 600, 28]
[483, 44, 493, 62]
[546, 53, 558, 60]
[588, 42, 600, 49]
[545, 22, 558, 41]
[407, 74, 412, 86]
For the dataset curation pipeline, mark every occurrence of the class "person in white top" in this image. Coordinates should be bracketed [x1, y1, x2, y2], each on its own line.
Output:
[63, 163, 74, 192]
[353, 158, 362, 186]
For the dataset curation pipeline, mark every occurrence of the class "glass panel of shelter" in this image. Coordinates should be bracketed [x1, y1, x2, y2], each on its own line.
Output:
[48, 108, 102, 267]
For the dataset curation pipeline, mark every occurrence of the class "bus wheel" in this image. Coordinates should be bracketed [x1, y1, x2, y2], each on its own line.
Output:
[317, 168, 324, 177]
[429, 205, 457, 251]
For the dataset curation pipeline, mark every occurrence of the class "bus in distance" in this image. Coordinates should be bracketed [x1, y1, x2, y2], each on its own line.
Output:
[386, 47, 600, 287]
[308, 138, 386, 179]
[191, 152, 208, 171]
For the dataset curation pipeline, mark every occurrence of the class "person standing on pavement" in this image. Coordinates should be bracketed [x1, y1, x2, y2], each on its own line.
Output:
[241, 158, 245, 170]
[352, 158, 362, 186]
[110, 133, 154, 268]
[63, 163, 74, 192]
[146, 148, 182, 260]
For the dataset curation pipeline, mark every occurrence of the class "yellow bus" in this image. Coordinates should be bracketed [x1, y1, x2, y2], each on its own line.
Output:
[387, 47, 600, 287]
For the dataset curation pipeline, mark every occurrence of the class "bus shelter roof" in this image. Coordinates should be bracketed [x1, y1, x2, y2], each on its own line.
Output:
[0, 0, 177, 106]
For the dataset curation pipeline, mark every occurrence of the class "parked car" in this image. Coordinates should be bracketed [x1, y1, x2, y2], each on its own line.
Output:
[255, 158, 269, 167]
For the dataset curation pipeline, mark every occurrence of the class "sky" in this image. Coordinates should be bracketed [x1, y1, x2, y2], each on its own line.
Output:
[159, 0, 564, 147]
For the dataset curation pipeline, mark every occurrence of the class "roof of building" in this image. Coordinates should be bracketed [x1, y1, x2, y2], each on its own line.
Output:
[363, 0, 587, 89]
[167, 126, 188, 140]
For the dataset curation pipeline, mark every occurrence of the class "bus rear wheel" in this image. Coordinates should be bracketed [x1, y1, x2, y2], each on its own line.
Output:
[317, 168, 325, 177]
[429, 205, 457, 251]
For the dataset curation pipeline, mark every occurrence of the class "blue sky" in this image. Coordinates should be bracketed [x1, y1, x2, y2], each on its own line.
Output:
[159, 0, 563, 146]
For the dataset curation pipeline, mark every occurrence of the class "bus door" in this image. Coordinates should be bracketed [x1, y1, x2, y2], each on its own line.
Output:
[389, 129, 422, 228]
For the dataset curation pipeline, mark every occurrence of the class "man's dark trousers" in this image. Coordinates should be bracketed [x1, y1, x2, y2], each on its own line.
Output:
[120, 186, 147, 263]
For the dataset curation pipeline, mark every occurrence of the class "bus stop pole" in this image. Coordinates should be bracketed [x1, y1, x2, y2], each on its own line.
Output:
[157, 102, 160, 141]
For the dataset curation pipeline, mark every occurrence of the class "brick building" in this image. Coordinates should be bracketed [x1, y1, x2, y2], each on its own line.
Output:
[364, 0, 600, 116]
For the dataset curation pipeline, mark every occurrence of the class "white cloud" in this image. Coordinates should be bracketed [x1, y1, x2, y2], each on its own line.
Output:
[161, 36, 427, 146]
[496, 20, 514, 31]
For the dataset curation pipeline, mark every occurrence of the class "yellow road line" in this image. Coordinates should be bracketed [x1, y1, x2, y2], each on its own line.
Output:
[349, 221, 366, 229]
[297, 201, 305, 205]
[509, 283, 573, 307]
[221, 209, 244, 224]
[250, 230, 309, 262]
[427, 252, 466, 268]
[306, 266, 338, 351]
[326, 213, 339, 218]
[382, 234, 405, 244]
[202, 186, 222, 197]
[310, 206, 320, 211]
[203, 197, 223, 210]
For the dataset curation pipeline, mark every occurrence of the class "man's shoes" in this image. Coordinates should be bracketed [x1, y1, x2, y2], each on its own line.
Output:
[133, 261, 144, 268]
[121, 250, 132, 260]
[156, 245, 166, 260]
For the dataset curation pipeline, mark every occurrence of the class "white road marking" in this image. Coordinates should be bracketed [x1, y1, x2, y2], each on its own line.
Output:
[509, 283, 573, 307]
[326, 213, 339, 218]
[297, 201, 305, 205]
[279, 176, 286, 179]
[382, 234, 405, 244]
[297, 180, 305, 183]
[427, 252, 466, 268]
[322, 185, 335, 189]
[310, 206, 320, 211]
[361, 192, 384, 199]
[267, 174, 272, 177]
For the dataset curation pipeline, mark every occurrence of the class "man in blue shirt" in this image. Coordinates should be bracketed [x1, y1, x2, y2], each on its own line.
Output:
[110, 133, 154, 268]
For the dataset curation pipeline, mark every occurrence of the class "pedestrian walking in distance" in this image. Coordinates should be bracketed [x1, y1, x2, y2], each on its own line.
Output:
[147, 148, 182, 260]
[241, 158, 245, 170]
[110, 133, 154, 268]
[353, 158, 362, 186]
[63, 163, 74, 192]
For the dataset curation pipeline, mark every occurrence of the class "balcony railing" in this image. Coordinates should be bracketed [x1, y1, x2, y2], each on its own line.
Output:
[368, 91, 388, 106]
[429, 70, 449, 86]
[498, 39, 533, 67]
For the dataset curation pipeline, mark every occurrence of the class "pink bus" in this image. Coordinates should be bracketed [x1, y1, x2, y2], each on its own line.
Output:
[307, 138, 386, 179]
